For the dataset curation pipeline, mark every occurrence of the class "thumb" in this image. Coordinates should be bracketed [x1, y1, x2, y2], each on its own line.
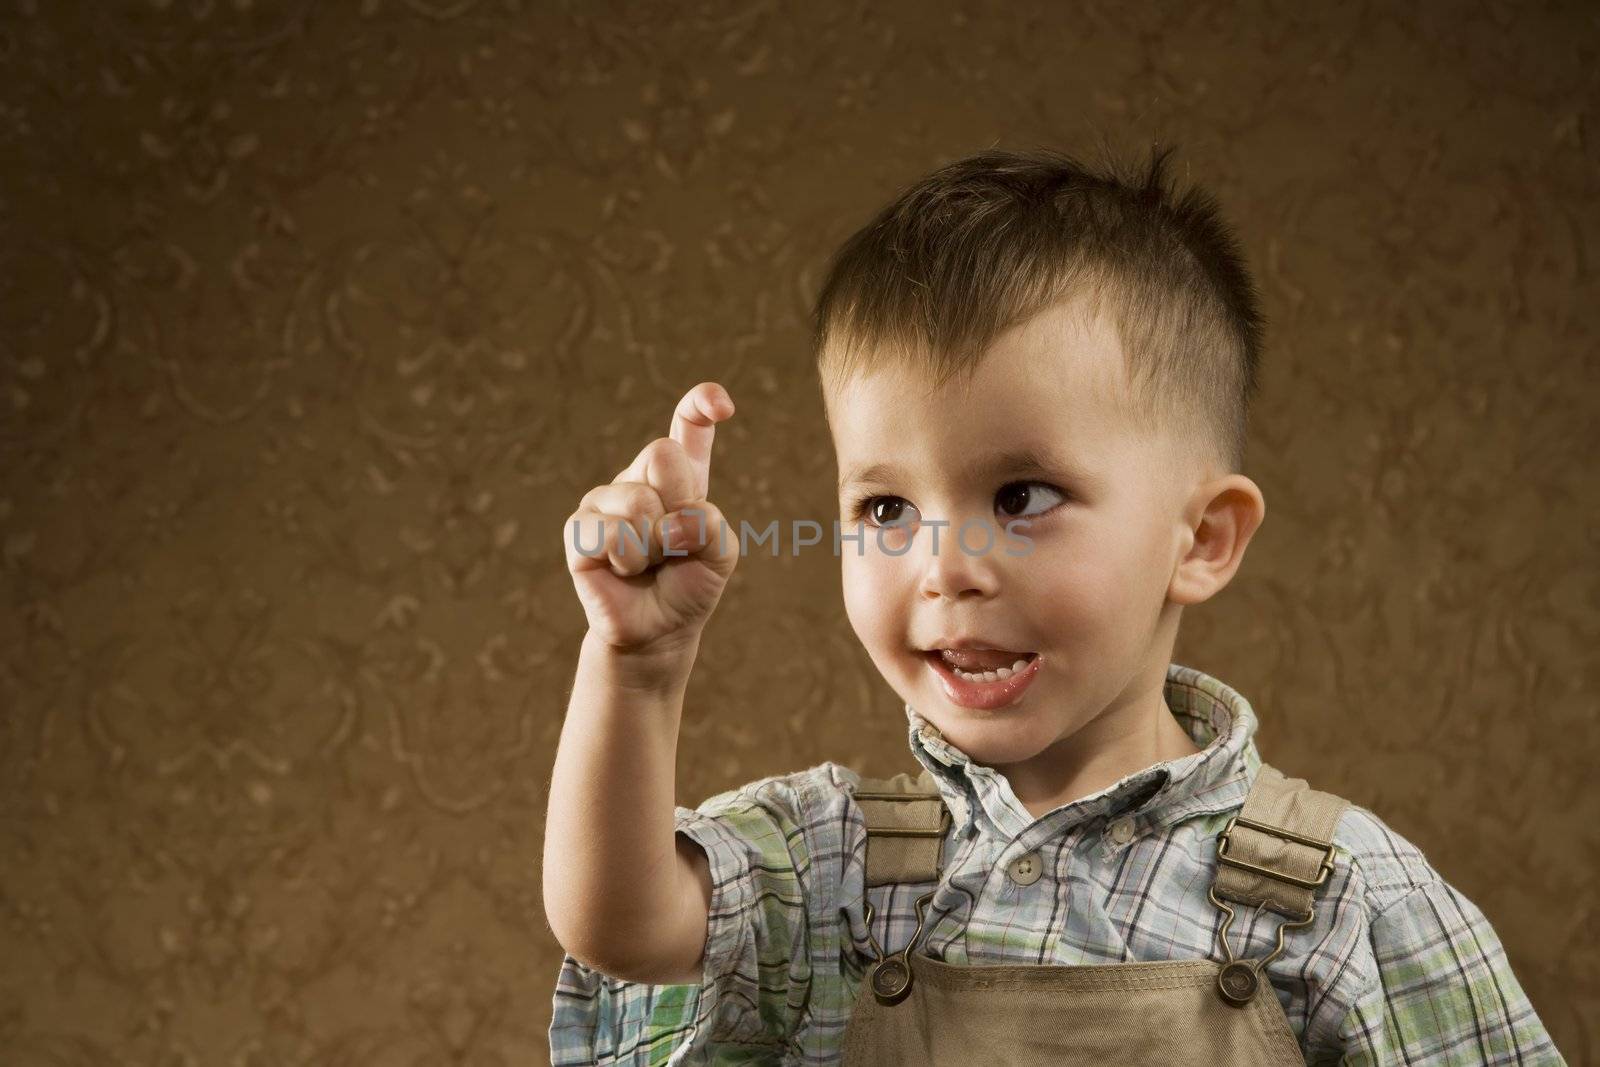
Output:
[663, 500, 738, 580]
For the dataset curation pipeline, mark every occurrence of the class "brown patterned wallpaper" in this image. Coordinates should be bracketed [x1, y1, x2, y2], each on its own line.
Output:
[1, 2, 1594, 1063]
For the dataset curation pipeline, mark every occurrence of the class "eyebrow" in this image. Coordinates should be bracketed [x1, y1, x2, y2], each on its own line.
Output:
[837, 446, 1095, 493]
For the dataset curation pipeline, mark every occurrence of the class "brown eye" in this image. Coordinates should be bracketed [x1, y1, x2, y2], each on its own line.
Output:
[868, 497, 910, 526]
[996, 482, 1066, 519]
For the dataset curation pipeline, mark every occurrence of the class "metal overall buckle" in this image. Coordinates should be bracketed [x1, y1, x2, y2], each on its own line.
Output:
[1208, 885, 1314, 1006]
[1216, 815, 1338, 890]
[863, 889, 936, 1006]
[1208, 814, 1335, 1005]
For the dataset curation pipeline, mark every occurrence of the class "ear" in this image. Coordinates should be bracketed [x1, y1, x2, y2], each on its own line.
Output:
[1168, 474, 1266, 606]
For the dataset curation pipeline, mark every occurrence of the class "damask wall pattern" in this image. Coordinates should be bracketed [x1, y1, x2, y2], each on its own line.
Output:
[1, 1, 1594, 1062]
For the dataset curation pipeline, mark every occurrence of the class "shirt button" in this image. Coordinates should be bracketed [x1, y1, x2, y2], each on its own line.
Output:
[1108, 817, 1136, 845]
[1006, 850, 1043, 886]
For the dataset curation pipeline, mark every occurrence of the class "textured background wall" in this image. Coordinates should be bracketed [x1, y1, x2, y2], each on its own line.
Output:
[1, 1, 1595, 1062]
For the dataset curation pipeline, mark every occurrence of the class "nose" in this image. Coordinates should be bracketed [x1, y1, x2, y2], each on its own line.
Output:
[918, 519, 1003, 601]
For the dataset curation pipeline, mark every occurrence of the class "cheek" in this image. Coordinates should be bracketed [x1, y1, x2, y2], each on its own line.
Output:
[1030, 532, 1132, 627]
[841, 552, 899, 650]
[1053, 518, 1170, 630]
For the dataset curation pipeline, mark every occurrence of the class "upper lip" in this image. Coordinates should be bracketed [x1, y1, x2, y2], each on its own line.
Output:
[923, 638, 1036, 655]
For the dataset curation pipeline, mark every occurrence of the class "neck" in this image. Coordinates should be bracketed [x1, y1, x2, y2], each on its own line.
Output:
[997, 671, 1200, 821]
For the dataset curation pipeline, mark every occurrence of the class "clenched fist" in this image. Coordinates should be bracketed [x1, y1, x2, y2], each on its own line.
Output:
[563, 382, 739, 657]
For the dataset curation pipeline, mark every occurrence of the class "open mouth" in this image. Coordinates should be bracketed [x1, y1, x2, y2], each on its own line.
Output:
[922, 649, 1042, 711]
[925, 648, 1038, 680]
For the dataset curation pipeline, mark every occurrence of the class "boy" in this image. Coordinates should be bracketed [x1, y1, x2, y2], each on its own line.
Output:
[544, 146, 1562, 1064]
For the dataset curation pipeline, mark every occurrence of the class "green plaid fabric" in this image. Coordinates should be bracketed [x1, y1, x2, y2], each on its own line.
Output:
[550, 663, 1563, 1064]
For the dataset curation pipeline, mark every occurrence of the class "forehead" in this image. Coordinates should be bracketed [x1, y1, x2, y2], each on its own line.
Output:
[827, 300, 1140, 485]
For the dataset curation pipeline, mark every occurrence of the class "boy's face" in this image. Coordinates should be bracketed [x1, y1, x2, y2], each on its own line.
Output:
[825, 298, 1210, 776]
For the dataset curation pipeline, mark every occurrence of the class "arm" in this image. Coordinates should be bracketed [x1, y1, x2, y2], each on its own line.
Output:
[549, 769, 838, 1064]
[545, 381, 737, 985]
[1335, 879, 1565, 1065]
[543, 627, 716, 984]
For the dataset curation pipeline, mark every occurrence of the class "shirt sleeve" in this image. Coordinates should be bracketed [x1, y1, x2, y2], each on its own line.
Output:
[549, 768, 843, 1066]
[1334, 877, 1566, 1065]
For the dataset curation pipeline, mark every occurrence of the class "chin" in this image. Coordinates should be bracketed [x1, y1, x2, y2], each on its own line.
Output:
[923, 713, 1051, 768]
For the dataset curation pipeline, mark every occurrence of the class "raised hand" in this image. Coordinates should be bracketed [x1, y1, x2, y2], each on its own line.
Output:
[563, 382, 739, 657]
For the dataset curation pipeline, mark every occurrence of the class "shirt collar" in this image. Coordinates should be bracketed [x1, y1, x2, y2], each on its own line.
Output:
[903, 662, 1262, 842]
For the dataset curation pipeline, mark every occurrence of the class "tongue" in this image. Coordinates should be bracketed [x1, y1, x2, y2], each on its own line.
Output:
[942, 648, 1030, 672]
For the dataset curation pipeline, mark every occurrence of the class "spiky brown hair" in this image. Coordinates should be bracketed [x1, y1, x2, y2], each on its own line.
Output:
[811, 143, 1265, 474]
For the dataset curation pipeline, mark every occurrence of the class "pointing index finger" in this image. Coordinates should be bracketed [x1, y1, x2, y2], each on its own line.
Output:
[671, 382, 734, 499]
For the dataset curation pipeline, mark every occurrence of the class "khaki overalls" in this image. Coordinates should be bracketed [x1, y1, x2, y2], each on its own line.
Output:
[841, 763, 1349, 1065]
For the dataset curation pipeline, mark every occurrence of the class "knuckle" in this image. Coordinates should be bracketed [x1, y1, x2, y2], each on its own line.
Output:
[641, 436, 679, 465]
[680, 501, 721, 528]
[563, 509, 598, 544]
[605, 514, 654, 563]
[621, 481, 664, 517]
[603, 517, 631, 550]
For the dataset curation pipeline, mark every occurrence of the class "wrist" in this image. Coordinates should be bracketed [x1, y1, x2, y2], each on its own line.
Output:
[582, 626, 701, 696]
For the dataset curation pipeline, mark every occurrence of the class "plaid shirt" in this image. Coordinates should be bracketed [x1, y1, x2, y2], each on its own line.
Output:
[550, 663, 1563, 1065]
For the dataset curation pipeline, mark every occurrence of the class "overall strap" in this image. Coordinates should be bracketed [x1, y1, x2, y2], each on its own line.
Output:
[854, 768, 950, 887]
[1211, 761, 1350, 919]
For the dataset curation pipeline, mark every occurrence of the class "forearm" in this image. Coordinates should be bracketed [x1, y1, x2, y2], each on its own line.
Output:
[543, 627, 701, 972]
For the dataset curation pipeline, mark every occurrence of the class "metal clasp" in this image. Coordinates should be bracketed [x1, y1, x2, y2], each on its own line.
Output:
[1216, 815, 1337, 890]
[1208, 885, 1314, 1007]
[863, 890, 936, 1006]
